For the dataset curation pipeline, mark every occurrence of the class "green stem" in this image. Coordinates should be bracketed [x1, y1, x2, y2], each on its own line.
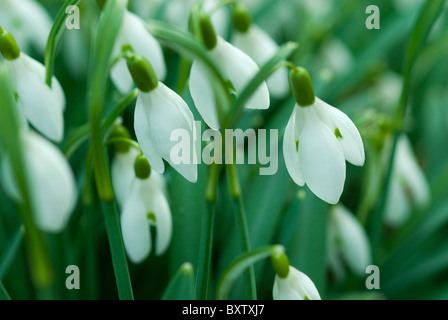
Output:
[0, 225, 24, 280]
[196, 201, 216, 300]
[226, 163, 256, 300]
[45, 0, 80, 86]
[101, 200, 134, 300]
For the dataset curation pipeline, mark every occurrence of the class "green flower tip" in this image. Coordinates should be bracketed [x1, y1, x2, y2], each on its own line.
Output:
[134, 154, 151, 180]
[233, 4, 251, 33]
[199, 13, 217, 50]
[125, 53, 158, 93]
[180, 262, 194, 274]
[110, 125, 131, 153]
[289, 67, 315, 107]
[271, 247, 290, 279]
[0, 27, 20, 60]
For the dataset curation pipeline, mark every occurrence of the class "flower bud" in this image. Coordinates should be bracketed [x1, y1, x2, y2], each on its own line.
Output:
[271, 249, 290, 279]
[126, 53, 158, 93]
[110, 125, 131, 153]
[199, 13, 217, 50]
[134, 154, 151, 180]
[233, 4, 251, 33]
[289, 67, 315, 107]
[0, 27, 20, 60]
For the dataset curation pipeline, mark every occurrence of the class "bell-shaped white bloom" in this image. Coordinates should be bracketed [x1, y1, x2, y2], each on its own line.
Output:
[233, 25, 289, 98]
[327, 205, 372, 278]
[111, 10, 166, 93]
[190, 37, 270, 129]
[318, 38, 354, 80]
[273, 266, 321, 300]
[1, 130, 77, 233]
[0, 0, 52, 54]
[134, 82, 198, 183]
[6, 53, 66, 142]
[283, 98, 365, 204]
[111, 148, 172, 264]
[384, 135, 430, 227]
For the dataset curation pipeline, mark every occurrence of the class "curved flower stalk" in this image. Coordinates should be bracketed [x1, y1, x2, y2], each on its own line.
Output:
[232, 7, 289, 98]
[111, 147, 172, 264]
[384, 134, 430, 227]
[283, 67, 365, 204]
[0, 28, 66, 142]
[0, 0, 52, 54]
[1, 130, 78, 233]
[111, 10, 166, 93]
[327, 205, 372, 279]
[189, 14, 270, 129]
[124, 52, 198, 183]
[273, 266, 321, 300]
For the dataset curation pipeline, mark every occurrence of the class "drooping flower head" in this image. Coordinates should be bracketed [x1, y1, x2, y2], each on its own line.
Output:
[231, 4, 289, 98]
[0, 27, 66, 142]
[271, 250, 321, 300]
[327, 204, 372, 280]
[283, 67, 365, 204]
[189, 12, 270, 130]
[124, 51, 198, 183]
[110, 132, 172, 264]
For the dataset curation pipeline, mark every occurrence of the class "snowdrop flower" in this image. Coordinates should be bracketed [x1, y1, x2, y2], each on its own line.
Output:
[384, 135, 430, 227]
[283, 67, 365, 204]
[271, 249, 321, 300]
[232, 5, 289, 98]
[111, 145, 172, 263]
[1, 130, 77, 233]
[111, 10, 166, 94]
[0, 0, 52, 55]
[189, 13, 269, 129]
[318, 37, 354, 80]
[0, 27, 66, 142]
[125, 52, 198, 183]
[327, 205, 372, 279]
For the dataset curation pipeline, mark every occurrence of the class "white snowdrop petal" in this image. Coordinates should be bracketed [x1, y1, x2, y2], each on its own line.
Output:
[111, 148, 140, 208]
[283, 107, 305, 186]
[189, 60, 220, 130]
[384, 175, 411, 227]
[13, 54, 66, 142]
[212, 37, 270, 110]
[333, 205, 372, 276]
[233, 26, 288, 98]
[124, 11, 166, 79]
[395, 135, 430, 206]
[273, 267, 321, 300]
[23, 131, 77, 233]
[134, 100, 165, 174]
[121, 181, 152, 264]
[137, 84, 198, 182]
[317, 99, 365, 166]
[111, 59, 134, 94]
[298, 107, 346, 204]
[152, 190, 172, 256]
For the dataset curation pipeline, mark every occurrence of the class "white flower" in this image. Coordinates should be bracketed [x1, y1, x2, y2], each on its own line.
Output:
[5, 52, 66, 142]
[111, 148, 172, 264]
[1, 130, 77, 233]
[283, 98, 365, 204]
[232, 25, 289, 98]
[189, 37, 270, 129]
[318, 38, 354, 80]
[384, 135, 430, 227]
[134, 82, 198, 183]
[111, 10, 166, 93]
[273, 266, 321, 300]
[0, 0, 52, 54]
[327, 205, 372, 278]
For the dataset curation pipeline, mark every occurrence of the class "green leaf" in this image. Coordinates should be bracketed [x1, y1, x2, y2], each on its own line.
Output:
[0, 281, 11, 300]
[0, 225, 24, 280]
[216, 245, 284, 300]
[162, 262, 195, 300]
